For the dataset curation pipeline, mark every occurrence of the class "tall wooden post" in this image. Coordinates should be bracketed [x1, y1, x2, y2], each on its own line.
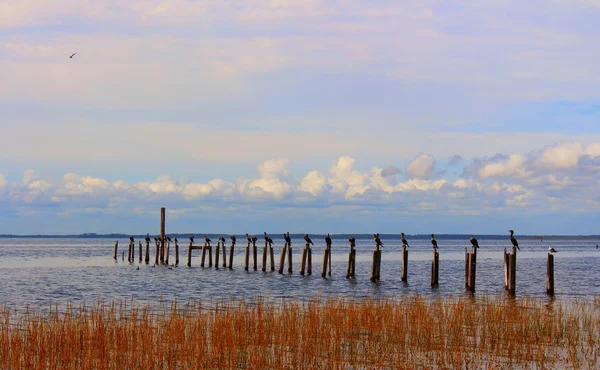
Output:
[509, 247, 517, 295]
[269, 242, 275, 272]
[222, 241, 227, 268]
[145, 240, 150, 265]
[431, 248, 439, 287]
[154, 239, 160, 265]
[113, 241, 118, 261]
[262, 241, 268, 272]
[280, 243, 288, 274]
[465, 247, 469, 289]
[503, 248, 509, 290]
[165, 240, 170, 265]
[346, 239, 356, 279]
[138, 241, 142, 263]
[127, 241, 132, 263]
[401, 245, 408, 282]
[215, 241, 220, 270]
[244, 241, 250, 271]
[228, 239, 235, 270]
[252, 240, 258, 271]
[546, 253, 555, 296]
[287, 243, 294, 274]
[187, 240, 193, 267]
[322, 243, 331, 278]
[201, 244, 207, 268]
[174, 239, 179, 266]
[370, 249, 381, 282]
[160, 207, 165, 263]
[468, 247, 477, 292]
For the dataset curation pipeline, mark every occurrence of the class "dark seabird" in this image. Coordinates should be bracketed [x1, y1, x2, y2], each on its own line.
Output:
[129, 236, 134, 242]
[509, 230, 520, 250]
[166, 236, 172, 242]
[348, 237, 356, 245]
[145, 234, 150, 243]
[154, 237, 158, 243]
[69, 52, 77, 58]
[252, 235, 258, 243]
[304, 234, 314, 245]
[401, 232, 409, 248]
[189, 236, 194, 243]
[470, 236, 479, 249]
[548, 246, 557, 253]
[431, 234, 438, 249]
[246, 233, 251, 242]
[230, 235, 236, 244]
[374, 233, 383, 248]
[174, 237, 178, 243]
[284, 232, 291, 244]
[325, 233, 332, 246]
[204, 236, 211, 245]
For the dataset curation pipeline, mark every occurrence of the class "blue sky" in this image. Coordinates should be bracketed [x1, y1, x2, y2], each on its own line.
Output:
[1, 0, 599, 235]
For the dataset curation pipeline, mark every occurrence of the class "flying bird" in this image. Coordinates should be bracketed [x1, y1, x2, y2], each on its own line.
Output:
[548, 246, 557, 253]
[304, 234, 314, 245]
[470, 236, 479, 249]
[325, 234, 332, 246]
[431, 234, 438, 249]
[509, 230, 520, 250]
[68, 52, 77, 58]
[374, 233, 383, 248]
[401, 232, 409, 248]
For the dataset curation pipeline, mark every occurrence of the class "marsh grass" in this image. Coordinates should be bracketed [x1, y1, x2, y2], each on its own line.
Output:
[1, 295, 599, 369]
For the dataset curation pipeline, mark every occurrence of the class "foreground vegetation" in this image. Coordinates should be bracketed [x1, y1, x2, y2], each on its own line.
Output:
[1, 295, 598, 369]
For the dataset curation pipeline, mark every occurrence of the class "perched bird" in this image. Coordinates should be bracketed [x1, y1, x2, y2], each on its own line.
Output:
[218, 237, 226, 244]
[154, 237, 159, 244]
[145, 233, 150, 243]
[251, 235, 258, 243]
[230, 235, 236, 244]
[348, 237, 356, 246]
[246, 233, 251, 242]
[284, 232, 291, 244]
[174, 237, 178, 243]
[129, 236, 134, 242]
[401, 232, 409, 248]
[431, 234, 438, 249]
[509, 230, 520, 250]
[204, 236, 212, 245]
[548, 246, 557, 253]
[325, 233, 332, 246]
[470, 236, 479, 249]
[68, 52, 77, 58]
[166, 236, 172, 242]
[189, 236, 194, 243]
[263, 232, 273, 244]
[304, 234, 314, 245]
[374, 233, 383, 248]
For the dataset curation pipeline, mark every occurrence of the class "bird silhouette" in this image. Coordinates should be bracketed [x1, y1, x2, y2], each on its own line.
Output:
[431, 234, 438, 249]
[166, 236, 172, 242]
[230, 235, 236, 244]
[129, 236, 134, 242]
[251, 235, 257, 243]
[470, 236, 479, 249]
[284, 232, 291, 244]
[189, 236, 195, 243]
[548, 246, 557, 253]
[174, 237, 178, 243]
[68, 52, 77, 58]
[245, 233, 251, 242]
[373, 233, 383, 248]
[204, 236, 212, 245]
[401, 232, 409, 248]
[325, 234, 332, 246]
[145, 234, 150, 242]
[304, 234, 314, 245]
[348, 237, 356, 246]
[509, 230, 520, 250]
[218, 237, 226, 244]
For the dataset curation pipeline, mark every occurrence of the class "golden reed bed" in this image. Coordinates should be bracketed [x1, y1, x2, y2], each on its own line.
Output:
[1, 296, 598, 369]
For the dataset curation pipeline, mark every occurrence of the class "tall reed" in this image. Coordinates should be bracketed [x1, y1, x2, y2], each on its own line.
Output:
[0, 296, 598, 369]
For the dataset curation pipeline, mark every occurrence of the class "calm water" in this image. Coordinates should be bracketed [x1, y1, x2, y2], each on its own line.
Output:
[1, 236, 599, 311]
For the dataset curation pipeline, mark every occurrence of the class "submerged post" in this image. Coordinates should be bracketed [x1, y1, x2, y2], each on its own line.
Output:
[127, 240, 132, 263]
[160, 207, 165, 264]
[228, 236, 236, 270]
[222, 239, 227, 268]
[322, 239, 332, 278]
[154, 238, 160, 265]
[215, 239, 221, 270]
[546, 253, 555, 296]
[165, 239, 170, 265]
[244, 238, 250, 271]
[431, 248, 439, 287]
[262, 240, 268, 272]
[401, 245, 408, 282]
[269, 242, 275, 272]
[287, 242, 294, 274]
[370, 249, 381, 282]
[346, 238, 356, 279]
[145, 237, 150, 265]
[113, 241, 118, 261]
[280, 242, 288, 274]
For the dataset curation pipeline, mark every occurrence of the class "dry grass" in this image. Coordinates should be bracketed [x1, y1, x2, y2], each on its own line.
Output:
[1, 295, 599, 369]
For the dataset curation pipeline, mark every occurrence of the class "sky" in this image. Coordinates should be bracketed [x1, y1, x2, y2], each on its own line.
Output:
[1, 0, 599, 235]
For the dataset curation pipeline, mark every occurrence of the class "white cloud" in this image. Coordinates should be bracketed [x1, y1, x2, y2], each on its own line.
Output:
[0, 174, 6, 188]
[478, 154, 528, 179]
[406, 154, 435, 179]
[299, 170, 327, 196]
[536, 142, 583, 170]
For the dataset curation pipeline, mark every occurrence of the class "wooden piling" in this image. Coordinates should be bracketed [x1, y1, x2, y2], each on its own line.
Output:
[546, 253, 554, 296]
[431, 248, 439, 287]
[280, 243, 288, 274]
[288, 243, 294, 274]
[127, 241, 132, 263]
[187, 240, 193, 267]
[113, 241, 118, 260]
[228, 239, 235, 270]
[401, 245, 408, 282]
[165, 241, 170, 265]
[138, 241, 142, 263]
[346, 239, 356, 279]
[145, 240, 150, 264]
[122, 251, 124, 261]
[215, 242, 220, 270]
[269, 242, 275, 272]
[503, 248, 509, 290]
[201, 244, 208, 268]
[464, 248, 469, 289]
[370, 249, 382, 282]
[160, 207, 165, 263]
[155, 239, 160, 265]
[174, 239, 179, 266]
[222, 241, 227, 268]
[244, 241, 250, 271]
[321, 244, 331, 278]
[509, 247, 517, 295]
[468, 248, 477, 292]
[262, 242, 268, 272]
[253, 240, 258, 271]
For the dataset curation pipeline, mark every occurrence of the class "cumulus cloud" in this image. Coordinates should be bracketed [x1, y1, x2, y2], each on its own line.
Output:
[406, 154, 436, 179]
[448, 155, 464, 166]
[381, 166, 402, 177]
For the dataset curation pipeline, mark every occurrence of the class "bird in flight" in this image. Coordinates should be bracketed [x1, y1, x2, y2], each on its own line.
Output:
[68, 52, 77, 59]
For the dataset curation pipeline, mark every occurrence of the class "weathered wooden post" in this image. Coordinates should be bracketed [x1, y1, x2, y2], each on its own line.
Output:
[187, 236, 195, 267]
[252, 237, 258, 271]
[269, 241, 275, 272]
[346, 238, 356, 279]
[160, 207, 166, 263]
[509, 247, 517, 295]
[468, 247, 477, 292]
[145, 237, 150, 265]
[322, 235, 332, 278]
[138, 241, 142, 263]
[222, 238, 227, 268]
[244, 235, 250, 271]
[228, 236, 236, 270]
[262, 240, 268, 272]
[122, 251, 124, 261]
[154, 238, 160, 265]
[201, 238, 212, 268]
[287, 241, 294, 274]
[465, 247, 469, 289]
[165, 238, 170, 265]
[371, 234, 383, 282]
[431, 248, 439, 287]
[113, 241, 118, 261]
[401, 245, 408, 282]
[174, 238, 179, 266]
[503, 248, 509, 290]
[127, 239, 133, 263]
[215, 239, 221, 270]
[279, 242, 288, 274]
[301, 242, 312, 275]
[546, 253, 554, 296]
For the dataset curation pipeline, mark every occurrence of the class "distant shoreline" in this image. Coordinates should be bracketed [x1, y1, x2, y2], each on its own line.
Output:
[0, 233, 598, 240]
